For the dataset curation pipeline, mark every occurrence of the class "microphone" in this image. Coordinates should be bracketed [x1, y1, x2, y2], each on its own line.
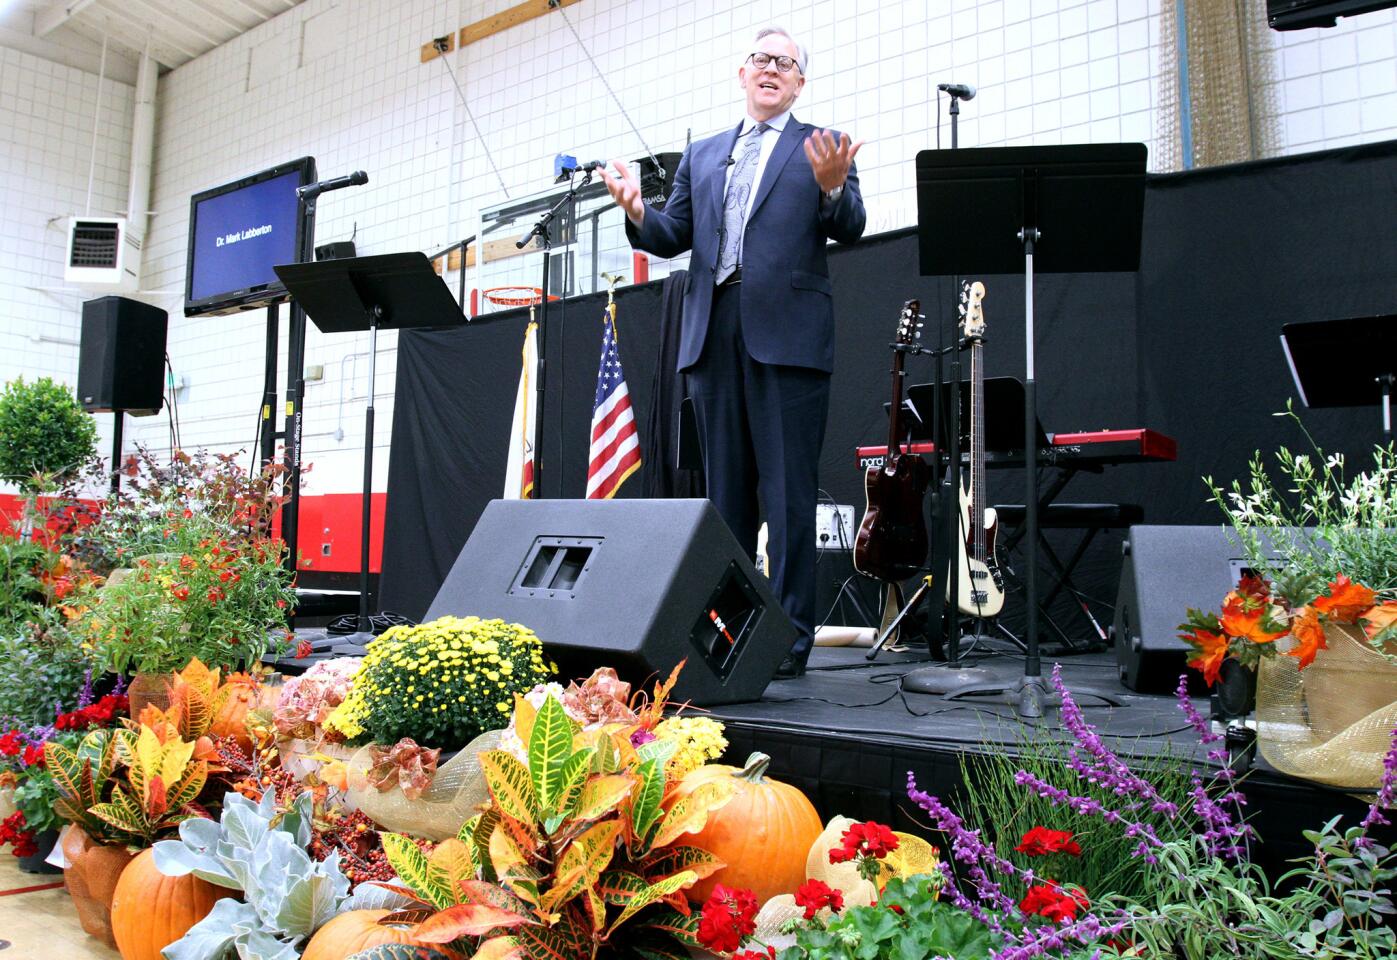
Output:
[721, 156, 736, 168]
[937, 82, 976, 100]
[297, 170, 368, 200]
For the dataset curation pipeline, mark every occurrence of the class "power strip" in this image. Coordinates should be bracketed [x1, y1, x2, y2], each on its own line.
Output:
[815, 503, 857, 551]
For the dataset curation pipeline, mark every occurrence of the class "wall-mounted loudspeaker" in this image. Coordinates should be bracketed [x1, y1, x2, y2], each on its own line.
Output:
[425, 498, 796, 706]
[77, 296, 168, 415]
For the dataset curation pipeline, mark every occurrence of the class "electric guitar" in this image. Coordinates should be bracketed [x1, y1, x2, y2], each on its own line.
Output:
[854, 300, 932, 583]
[952, 281, 1006, 617]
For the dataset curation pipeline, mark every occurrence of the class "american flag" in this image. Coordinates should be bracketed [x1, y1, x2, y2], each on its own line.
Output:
[586, 303, 641, 499]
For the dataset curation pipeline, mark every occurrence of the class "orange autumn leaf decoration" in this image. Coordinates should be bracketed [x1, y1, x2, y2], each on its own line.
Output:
[1311, 574, 1377, 624]
[1184, 627, 1230, 686]
[1219, 593, 1289, 645]
[1362, 601, 1397, 641]
[1288, 607, 1328, 670]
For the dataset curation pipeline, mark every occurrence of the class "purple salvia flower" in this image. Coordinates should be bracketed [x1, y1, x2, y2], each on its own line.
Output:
[1171, 672, 1253, 859]
[1358, 724, 1397, 839]
[908, 773, 1027, 917]
[76, 668, 96, 709]
[990, 914, 1129, 960]
[111, 672, 127, 696]
[1052, 665, 1179, 819]
[1175, 673, 1222, 745]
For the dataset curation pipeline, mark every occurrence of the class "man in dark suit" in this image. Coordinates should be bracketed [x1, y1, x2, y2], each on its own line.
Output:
[601, 26, 865, 679]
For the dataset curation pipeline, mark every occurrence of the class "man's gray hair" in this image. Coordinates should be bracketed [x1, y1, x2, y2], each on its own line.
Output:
[754, 26, 809, 75]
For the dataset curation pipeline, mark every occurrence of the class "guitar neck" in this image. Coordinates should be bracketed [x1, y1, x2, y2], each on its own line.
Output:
[886, 351, 905, 456]
[969, 338, 986, 562]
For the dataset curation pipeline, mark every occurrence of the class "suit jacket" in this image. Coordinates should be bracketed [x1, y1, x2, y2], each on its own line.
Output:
[626, 115, 866, 373]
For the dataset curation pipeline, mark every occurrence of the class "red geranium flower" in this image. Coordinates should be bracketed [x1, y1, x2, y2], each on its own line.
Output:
[0, 730, 21, 756]
[828, 820, 900, 863]
[1019, 881, 1089, 923]
[1015, 826, 1082, 857]
[794, 878, 844, 920]
[21, 744, 44, 768]
[697, 885, 759, 955]
[733, 948, 776, 960]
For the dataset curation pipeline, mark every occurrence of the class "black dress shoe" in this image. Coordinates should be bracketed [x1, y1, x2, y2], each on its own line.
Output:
[773, 652, 807, 680]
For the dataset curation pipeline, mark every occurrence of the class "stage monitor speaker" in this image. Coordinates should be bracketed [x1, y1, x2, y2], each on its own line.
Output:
[424, 498, 796, 706]
[78, 296, 168, 415]
[1113, 525, 1276, 692]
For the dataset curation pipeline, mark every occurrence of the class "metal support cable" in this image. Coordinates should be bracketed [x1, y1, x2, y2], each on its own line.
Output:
[550, 1, 662, 180]
[436, 52, 510, 200]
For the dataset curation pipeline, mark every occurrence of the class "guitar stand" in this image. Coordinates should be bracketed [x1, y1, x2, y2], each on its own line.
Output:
[865, 575, 935, 661]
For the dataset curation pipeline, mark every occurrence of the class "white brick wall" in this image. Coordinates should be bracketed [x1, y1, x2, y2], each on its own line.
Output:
[2, 0, 1395, 496]
[0, 45, 133, 386]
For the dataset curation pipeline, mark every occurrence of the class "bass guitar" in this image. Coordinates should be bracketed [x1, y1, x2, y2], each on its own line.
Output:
[951, 281, 1006, 617]
[854, 300, 931, 582]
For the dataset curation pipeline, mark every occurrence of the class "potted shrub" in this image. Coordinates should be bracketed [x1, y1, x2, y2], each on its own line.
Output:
[0, 376, 97, 538]
[324, 615, 555, 751]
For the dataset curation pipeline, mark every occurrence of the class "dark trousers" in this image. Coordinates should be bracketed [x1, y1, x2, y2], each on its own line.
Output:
[686, 280, 830, 657]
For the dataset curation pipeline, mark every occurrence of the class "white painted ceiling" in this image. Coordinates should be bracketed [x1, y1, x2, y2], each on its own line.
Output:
[1, 0, 305, 79]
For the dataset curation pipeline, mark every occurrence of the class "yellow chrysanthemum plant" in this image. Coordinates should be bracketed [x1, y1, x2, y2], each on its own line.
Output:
[371, 664, 739, 960]
[325, 616, 555, 750]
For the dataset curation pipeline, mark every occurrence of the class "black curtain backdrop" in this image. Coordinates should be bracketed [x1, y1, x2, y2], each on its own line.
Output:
[381, 141, 1397, 624]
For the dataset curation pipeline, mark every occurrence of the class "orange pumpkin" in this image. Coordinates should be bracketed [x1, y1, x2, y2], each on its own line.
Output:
[210, 674, 259, 749]
[302, 909, 453, 960]
[110, 847, 234, 960]
[669, 751, 822, 904]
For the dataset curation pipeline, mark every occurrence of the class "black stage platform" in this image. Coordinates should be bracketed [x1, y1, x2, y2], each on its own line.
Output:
[712, 644, 1375, 880]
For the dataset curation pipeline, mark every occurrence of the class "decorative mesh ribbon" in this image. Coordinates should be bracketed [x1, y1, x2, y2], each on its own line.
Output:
[1257, 622, 1397, 790]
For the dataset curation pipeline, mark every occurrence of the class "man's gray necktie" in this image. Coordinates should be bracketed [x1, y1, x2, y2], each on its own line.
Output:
[715, 122, 768, 285]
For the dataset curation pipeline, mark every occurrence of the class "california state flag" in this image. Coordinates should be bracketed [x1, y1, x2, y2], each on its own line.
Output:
[503, 320, 538, 499]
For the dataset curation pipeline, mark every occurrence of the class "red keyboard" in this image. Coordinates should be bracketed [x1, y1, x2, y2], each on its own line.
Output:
[856, 428, 1176, 471]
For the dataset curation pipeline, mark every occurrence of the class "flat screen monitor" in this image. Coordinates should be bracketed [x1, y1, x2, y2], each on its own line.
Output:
[184, 157, 315, 317]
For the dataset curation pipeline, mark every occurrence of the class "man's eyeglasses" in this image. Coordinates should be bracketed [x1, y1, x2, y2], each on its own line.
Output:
[747, 52, 800, 74]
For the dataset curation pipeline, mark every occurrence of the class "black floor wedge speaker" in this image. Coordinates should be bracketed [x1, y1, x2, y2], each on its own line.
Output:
[424, 498, 796, 705]
[1113, 525, 1281, 692]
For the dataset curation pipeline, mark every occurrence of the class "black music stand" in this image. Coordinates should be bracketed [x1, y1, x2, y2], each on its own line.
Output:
[1281, 316, 1397, 442]
[910, 144, 1146, 717]
[275, 252, 466, 653]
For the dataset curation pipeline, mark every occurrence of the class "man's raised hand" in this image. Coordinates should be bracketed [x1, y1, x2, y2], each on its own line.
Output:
[600, 159, 645, 225]
[804, 130, 863, 194]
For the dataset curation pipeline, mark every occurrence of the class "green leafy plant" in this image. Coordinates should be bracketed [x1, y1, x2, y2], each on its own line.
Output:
[0, 618, 92, 725]
[0, 376, 97, 490]
[44, 727, 123, 843]
[780, 875, 993, 960]
[71, 447, 289, 575]
[1209, 402, 1397, 600]
[326, 616, 555, 750]
[374, 684, 735, 959]
[80, 532, 294, 674]
[0, 537, 48, 631]
[86, 724, 209, 846]
[155, 789, 353, 959]
[12, 748, 68, 837]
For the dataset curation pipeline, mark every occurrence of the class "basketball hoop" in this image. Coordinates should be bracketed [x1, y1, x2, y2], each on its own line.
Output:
[482, 286, 559, 311]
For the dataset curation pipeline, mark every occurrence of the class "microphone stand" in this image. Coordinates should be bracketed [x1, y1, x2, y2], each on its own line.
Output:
[516, 168, 592, 499]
